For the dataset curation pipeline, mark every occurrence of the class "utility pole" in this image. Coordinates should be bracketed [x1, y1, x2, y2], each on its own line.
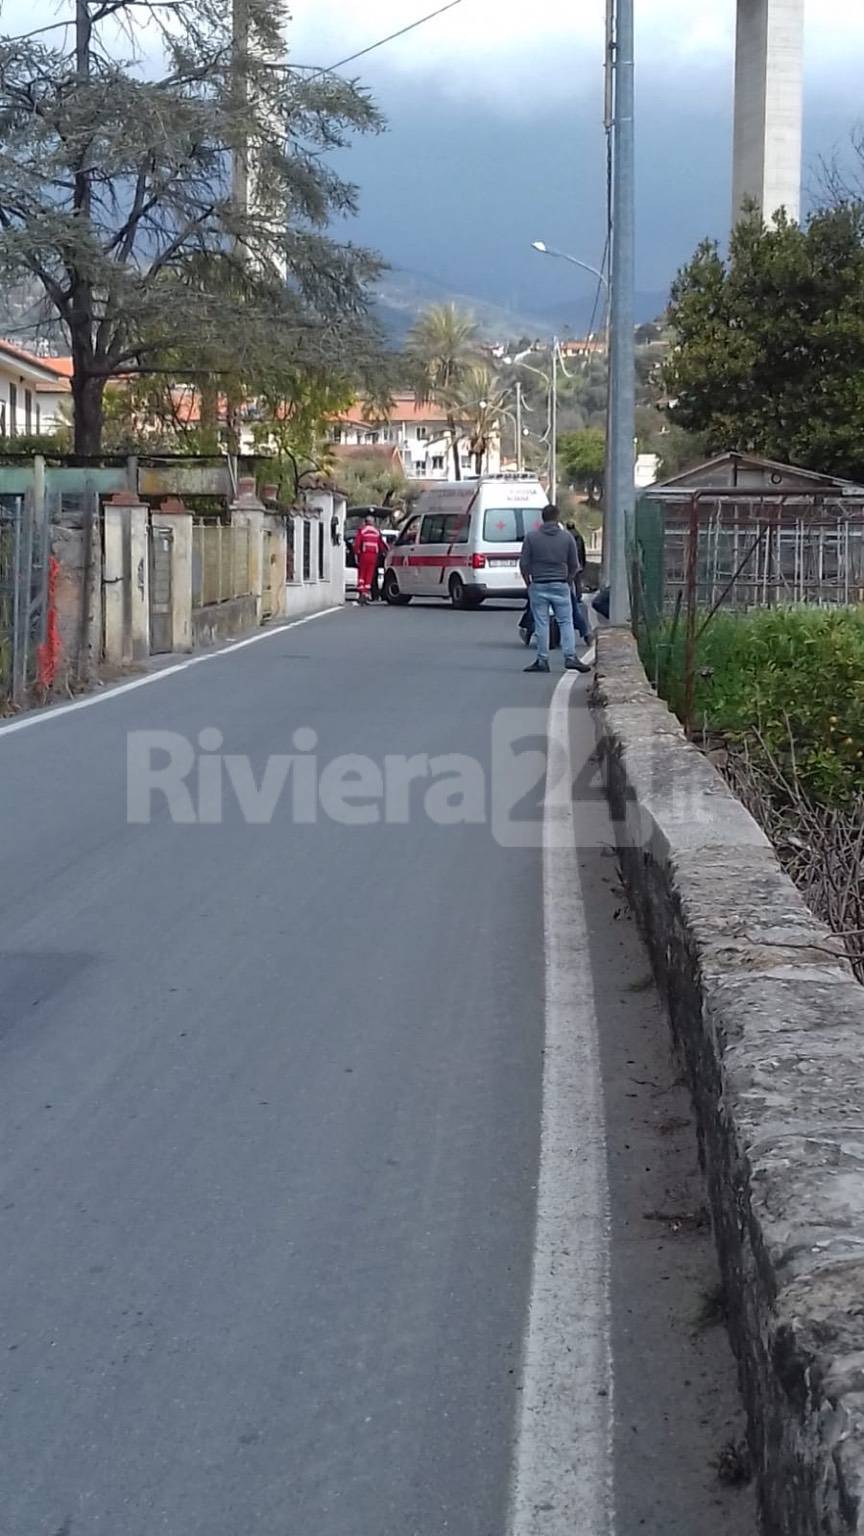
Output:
[549, 339, 558, 503]
[515, 381, 523, 473]
[601, 0, 615, 585]
[607, 0, 634, 624]
[227, 0, 250, 457]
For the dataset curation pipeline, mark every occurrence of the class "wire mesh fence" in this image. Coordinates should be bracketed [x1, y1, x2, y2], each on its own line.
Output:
[632, 491, 864, 728]
[635, 493, 864, 622]
[0, 493, 51, 707]
[192, 523, 252, 609]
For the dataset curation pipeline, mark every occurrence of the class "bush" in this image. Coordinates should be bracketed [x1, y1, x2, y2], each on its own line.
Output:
[644, 606, 864, 803]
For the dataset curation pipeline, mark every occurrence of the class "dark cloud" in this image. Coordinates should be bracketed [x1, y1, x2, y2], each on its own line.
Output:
[335, 61, 860, 319]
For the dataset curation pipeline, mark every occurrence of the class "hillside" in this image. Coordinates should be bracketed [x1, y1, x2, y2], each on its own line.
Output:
[373, 267, 669, 344]
[373, 268, 553, 343]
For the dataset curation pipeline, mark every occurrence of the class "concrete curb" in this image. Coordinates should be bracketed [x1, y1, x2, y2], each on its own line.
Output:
[592, 628, 864, 1536]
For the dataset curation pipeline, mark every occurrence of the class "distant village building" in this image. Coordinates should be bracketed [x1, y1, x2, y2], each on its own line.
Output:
[329, 395, 501, 481]
[559, 336, 607, 359]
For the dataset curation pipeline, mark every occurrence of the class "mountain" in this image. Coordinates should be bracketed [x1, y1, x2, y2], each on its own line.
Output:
[373, 267, 554, 344]
[529, 291, 670, 336]
[372, 267, 670, 344]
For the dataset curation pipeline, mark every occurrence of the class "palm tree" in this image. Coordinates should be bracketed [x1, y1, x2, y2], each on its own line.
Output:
[406, 304, 481, 479]
[442, 365, 508, 476]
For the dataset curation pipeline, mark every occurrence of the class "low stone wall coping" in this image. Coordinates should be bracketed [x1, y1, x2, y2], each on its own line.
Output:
[593, 626, 864, 1535]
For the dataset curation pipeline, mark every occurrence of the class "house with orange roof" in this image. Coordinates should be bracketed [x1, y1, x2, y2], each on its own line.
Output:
[0, 342, 71, 437]
[329, 394, 501, 481]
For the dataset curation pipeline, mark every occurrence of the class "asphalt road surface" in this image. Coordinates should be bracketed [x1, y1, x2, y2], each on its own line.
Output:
[0, 601, 754, 1536]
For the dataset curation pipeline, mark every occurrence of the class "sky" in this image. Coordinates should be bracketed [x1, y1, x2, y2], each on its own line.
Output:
[284, 0, 864, 319]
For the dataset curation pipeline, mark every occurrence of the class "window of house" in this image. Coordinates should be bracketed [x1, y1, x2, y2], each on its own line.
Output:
[0, 403, 6, 436]
[414, 460, 427, 476]
[9, 382, 17, 436]
[460, 456, 472, 470]
[318, 520, 325, 580]
[431, 456, 445, 471]
[35, 401, 41, 434]
[416, 425, 427, 438]
[332, 427, 342, 443]
[24, 389, 32, 434]
[302, 519, 312, 581]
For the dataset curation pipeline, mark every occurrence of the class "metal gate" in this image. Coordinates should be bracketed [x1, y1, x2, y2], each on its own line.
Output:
[261, 525, 273, 619]
[149, 523, 173, 654]
[0, 493, 51, 706]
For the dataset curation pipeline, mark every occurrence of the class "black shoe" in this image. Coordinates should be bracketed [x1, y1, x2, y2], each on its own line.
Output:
[524, 658, 550, 673]
[565, 656, 591, 673]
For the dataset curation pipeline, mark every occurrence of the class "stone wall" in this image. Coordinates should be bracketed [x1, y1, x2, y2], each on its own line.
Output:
[51, 508, 101, 687]
[191, 594, 259, 649]
[593, 627, 864, 1536]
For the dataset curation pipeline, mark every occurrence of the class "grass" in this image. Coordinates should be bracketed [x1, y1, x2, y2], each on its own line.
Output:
[641, 606, 864, 803]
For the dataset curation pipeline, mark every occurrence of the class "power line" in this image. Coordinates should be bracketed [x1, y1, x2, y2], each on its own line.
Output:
[322, 0, 464, 75]
[585, 231, 610, 343]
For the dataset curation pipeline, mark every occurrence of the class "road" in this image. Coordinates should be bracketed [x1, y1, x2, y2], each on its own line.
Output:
[0, 602, 753, 1536]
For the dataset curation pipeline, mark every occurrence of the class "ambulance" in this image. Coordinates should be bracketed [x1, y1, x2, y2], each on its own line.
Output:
[382, 474, 547, 608]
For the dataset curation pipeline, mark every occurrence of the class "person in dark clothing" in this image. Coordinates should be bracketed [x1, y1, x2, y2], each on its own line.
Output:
[519, 518, 592, 651]
[519, 505, 591, 674]
[566, 524, 592, 644]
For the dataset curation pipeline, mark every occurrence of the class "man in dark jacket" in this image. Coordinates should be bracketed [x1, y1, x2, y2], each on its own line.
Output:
[567, 523, 592, 644]
[519, 505, 591, 674]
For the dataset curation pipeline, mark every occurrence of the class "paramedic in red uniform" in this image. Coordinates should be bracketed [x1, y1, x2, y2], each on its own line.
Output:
[353, 520, 387, 605]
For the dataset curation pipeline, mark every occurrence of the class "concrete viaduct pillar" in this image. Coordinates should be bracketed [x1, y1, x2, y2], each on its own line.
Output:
[732, 0, 804, 226]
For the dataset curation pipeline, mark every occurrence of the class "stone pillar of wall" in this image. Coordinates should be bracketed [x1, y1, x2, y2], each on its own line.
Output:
[331, 492, 347, 603]
[230, 477, 266, 623]
[156, 497, 193, 653]
[265, 512, 289, 618]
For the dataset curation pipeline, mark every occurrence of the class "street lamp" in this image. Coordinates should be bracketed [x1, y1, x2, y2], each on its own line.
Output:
[532, 238, 612, 578]
[503, 353, 556, 491]
[531, 240, 609, 291]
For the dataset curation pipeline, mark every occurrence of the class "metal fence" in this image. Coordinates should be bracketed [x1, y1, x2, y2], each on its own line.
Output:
[634, 492, 864, 628]
[0, 494, 51, 706]
[192, 522, 252, 609]
[632, 491, 864, 734]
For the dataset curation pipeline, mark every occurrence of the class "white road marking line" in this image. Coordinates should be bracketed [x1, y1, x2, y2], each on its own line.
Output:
[0, 606, 342, 739]
[508, 671, 616, 1536]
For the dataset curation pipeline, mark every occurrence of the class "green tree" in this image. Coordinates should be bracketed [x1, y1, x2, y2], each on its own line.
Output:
[406, 304, 481, 478]
[559, 427, 606, 500]
[0, 0, 384, 452]
[665, 206, 864, 478]
[335, 455, 413, 513]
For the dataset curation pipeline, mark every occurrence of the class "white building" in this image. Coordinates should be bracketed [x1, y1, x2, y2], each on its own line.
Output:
[635, 452, 660, 489]
[330, 395, 501, 481]
[0, 342, 71, 437]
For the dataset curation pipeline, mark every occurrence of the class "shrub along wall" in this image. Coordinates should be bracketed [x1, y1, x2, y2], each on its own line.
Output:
[641, 605, 864, 976]
[642, 607, 864, 803]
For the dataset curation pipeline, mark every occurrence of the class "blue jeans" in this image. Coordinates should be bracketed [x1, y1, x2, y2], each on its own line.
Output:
[529, 581, 576, 663]
[521, 590, 591, 645]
